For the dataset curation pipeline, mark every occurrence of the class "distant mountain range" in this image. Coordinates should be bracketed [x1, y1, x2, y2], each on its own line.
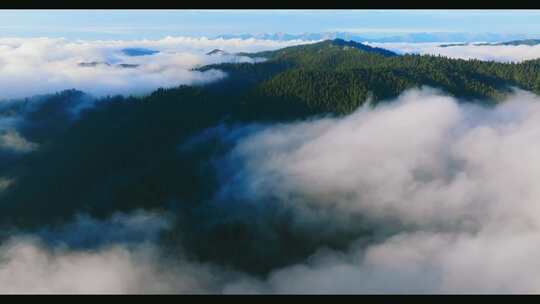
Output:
[78, 61, 139, 68]
[439, 39, 540, 48]
[496, 39, 540, 46]
[215, 32, 536, 43]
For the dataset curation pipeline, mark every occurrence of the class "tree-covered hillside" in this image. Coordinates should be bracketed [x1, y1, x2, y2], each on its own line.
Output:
[205, 39, 540, 114]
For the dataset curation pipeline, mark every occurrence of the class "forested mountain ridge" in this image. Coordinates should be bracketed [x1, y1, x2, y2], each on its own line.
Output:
[237, 38, 398, 59]
[202, 39, 540, 114]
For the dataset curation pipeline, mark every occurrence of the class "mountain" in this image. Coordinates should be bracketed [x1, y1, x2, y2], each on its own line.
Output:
[439, 43, 469, 48]
[78, 61, 111, 67]
[78, 61, 139, 68]
[216, 32, 534, 43]
[204, 39, 540, 113]
[116, 63, 139, 68]
[439, 38, 540, 48]
[236, 39, 397, 60]
[3, 39, 540, 274]
[206, 49, 229, 56]
[217, 32, 338, 41]
[495, 39, 540, 46]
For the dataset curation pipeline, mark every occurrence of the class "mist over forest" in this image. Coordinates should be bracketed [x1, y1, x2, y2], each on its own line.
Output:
[2, 32, 540, 293]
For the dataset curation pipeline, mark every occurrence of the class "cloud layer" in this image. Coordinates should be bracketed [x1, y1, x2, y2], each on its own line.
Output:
[0, 37, 310, 100]
[215, 88, 540, 293]
[0, 215, 223, 294]
[367, 42, 540, 62]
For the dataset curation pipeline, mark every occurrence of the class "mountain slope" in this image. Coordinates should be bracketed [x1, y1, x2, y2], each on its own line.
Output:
[205, 39, 540, 114]
[439, 38, 540, 47]
[239, 39, 397, 59]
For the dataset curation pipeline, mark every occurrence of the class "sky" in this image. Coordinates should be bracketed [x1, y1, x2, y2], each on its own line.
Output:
[1, 10, 540, 40]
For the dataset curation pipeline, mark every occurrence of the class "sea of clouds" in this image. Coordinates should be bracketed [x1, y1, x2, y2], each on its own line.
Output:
[3, 36, 540, 293]
[2, 88, 540, 293]
[0, 36, 312, 100]
[367, 42, 540, 62]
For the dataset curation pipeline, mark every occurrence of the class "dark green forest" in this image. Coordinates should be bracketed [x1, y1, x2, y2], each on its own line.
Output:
[1, 39, 539, 275]
[208, 39, 540, 114]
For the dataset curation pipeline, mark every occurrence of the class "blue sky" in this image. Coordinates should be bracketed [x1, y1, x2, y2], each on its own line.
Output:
[1, 10, 540, 40]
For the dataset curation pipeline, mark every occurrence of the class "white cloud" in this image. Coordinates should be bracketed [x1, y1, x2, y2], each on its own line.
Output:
[226, 229, 540, 294]
[366, 42, 540, 62]
[216, 88, 540, 293]
[0, 178, 13, 192]
[0, 129, 37, 153]
[0, 237, 222, 294]
[0, 36, 311, 100]
[0, 210, 235, 294]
